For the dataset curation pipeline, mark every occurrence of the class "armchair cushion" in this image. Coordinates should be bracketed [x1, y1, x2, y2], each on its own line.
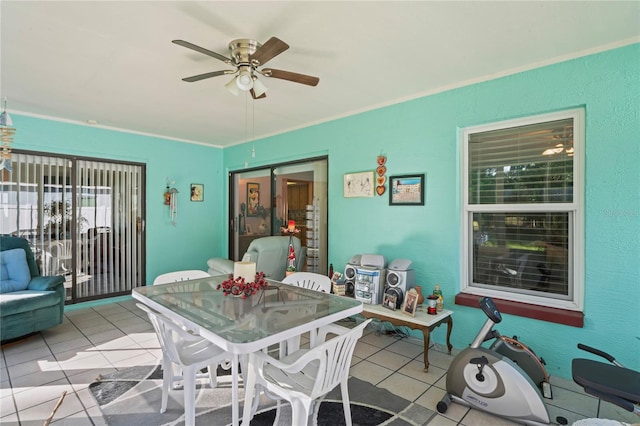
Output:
[0, 248, 31, 293]
[28, 275, 66, 291]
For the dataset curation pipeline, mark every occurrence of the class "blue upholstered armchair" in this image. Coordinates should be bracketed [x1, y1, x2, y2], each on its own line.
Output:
[207, 236, 306, 282]
[0, 235, 66, 342]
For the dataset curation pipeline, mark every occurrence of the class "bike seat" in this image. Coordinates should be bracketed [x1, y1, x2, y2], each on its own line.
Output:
[572, 358, 640, 411]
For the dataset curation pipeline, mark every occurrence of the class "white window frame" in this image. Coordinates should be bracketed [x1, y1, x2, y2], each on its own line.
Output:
[461, 109, 584, 311]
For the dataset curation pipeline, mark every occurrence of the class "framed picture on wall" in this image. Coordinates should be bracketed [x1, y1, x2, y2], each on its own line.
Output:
[190, 183, 204, 202]
[389, 174, 425, 206]
[247, 182, 260, 216]
[343, 171, 374, 197]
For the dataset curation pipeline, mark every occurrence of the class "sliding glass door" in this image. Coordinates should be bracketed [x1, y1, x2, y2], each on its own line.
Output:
[229, 156, 328, 274]
[0, 151, 145, 303]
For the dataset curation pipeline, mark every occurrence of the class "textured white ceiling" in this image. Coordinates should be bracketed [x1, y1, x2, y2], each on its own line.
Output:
[2, 1, 639, 148]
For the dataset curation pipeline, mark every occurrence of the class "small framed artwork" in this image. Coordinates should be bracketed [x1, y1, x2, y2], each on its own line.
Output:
[401, 288, 419, 317]
[190, 183, 204, 202]
[247, 182, 260, 216]
[343, 171, 374, 198]
[383, 293, 397, 311]
[389, 174, 425, 206]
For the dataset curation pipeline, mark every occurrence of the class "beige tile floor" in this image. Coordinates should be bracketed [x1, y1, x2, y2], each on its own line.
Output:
[1, 299, 637, 425]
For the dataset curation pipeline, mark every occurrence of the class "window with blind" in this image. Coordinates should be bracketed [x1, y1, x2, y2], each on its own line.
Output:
[461, 109, 584, 311]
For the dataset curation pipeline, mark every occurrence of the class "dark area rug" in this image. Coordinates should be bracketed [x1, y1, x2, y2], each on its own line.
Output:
[89, 363, 433, 425]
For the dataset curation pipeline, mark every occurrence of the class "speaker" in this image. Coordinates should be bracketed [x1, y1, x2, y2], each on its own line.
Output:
[385, 259, 415, 309]
[343, 255, 361, 298]
[385, 286, 404, 309]
[386, 268, 415, 291]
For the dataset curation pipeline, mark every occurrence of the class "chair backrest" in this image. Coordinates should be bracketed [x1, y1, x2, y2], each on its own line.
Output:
[281, 272, 331, 293]
[153, 270, 210, 285]
[308, 319, 372, 399]
[243, 236, 304, 281]
[136, 303, 190, 366]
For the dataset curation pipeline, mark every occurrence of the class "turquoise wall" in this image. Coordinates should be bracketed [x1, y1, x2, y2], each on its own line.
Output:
[224, 44, 640, 380]
[9, 116, 225, 282]
[11, 44, 639, 380]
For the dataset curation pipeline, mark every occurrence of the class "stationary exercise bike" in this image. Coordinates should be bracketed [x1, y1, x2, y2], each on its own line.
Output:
[437, 297, 557, 426]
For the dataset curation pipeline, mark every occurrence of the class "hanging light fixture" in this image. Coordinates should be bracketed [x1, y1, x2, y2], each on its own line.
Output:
[0, 97, 15, 176]
[235, 65, 253, 91]
[252, 76, 268, 98]
[225, 77, 241, 96]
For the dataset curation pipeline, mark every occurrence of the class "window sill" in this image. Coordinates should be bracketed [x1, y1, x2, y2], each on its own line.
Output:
[455, 293, 584, 327]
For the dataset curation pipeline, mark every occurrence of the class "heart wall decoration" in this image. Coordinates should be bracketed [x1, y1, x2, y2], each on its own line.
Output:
[376, 155, 387, 196]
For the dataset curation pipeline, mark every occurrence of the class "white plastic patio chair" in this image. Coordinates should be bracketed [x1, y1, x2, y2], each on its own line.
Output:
[280, 272, 333, 356]
[242, 318, 372, 426]
[136, 303, 231, 426]
[281, 271, 331, 293]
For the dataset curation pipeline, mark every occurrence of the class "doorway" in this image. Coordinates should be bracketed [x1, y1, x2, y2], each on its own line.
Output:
[228, 156, 327, 274]
[0, 151, 146, 303]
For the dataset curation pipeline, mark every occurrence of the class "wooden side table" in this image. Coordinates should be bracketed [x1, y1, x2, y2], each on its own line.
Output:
[361, 304, 453, 372]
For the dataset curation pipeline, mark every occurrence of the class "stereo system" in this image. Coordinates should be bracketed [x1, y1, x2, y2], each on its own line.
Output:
[354, 254, 386, 305]
[343, 255, 415, 307]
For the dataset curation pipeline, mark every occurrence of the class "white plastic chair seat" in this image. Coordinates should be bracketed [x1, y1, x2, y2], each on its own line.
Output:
[137, 303, 231, 426]
[242, 319, 372, 426]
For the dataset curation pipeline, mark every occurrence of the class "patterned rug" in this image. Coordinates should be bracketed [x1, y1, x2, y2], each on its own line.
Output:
[89, 363, 433, 425]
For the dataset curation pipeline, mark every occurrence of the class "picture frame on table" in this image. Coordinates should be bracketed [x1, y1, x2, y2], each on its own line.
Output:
[401, 288, 419, 317]
[245, 224, 253, 235]
[383, 293, 397, 311]
[190, 183, 204, 202]
[389, 174, 425, 206]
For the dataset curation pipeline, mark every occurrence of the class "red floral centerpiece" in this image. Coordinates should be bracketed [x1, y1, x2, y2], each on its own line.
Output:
[217, 272, 268, 298]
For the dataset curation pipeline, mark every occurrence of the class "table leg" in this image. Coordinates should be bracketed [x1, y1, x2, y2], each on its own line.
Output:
[241, 354, 256, 426]
[421, 327, 430, 372]
[231, 353, 239, 426]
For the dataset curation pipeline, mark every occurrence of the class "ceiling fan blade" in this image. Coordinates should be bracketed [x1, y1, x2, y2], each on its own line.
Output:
[250, 37, 289, 66]
[172, 40, 231, 64]
[262, 68, 319, 86]
[182, 70, 234, 82]
[250, 89, 267, 100]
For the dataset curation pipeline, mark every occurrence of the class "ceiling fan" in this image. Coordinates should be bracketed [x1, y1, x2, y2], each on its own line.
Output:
[172, 37, 319, 99]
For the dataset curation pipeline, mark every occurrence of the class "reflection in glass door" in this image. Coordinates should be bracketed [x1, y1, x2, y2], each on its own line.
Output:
[230, 168, 272, 261]
[229, 157, 328, 273]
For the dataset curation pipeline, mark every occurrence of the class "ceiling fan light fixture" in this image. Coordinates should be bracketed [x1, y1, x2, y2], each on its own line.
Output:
[236, 67, 254, 91]
[252, 76, 268, 97]
[225, 76, 240, 96]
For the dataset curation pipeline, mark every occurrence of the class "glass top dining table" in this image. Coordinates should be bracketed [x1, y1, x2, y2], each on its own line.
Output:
[132, 275, 363, 425]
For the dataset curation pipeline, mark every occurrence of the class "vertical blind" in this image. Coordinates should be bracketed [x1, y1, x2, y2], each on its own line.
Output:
[0, 152, 144, 302]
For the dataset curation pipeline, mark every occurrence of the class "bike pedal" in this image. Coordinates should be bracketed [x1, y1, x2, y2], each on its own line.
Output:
[542, 381, 553, 399]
